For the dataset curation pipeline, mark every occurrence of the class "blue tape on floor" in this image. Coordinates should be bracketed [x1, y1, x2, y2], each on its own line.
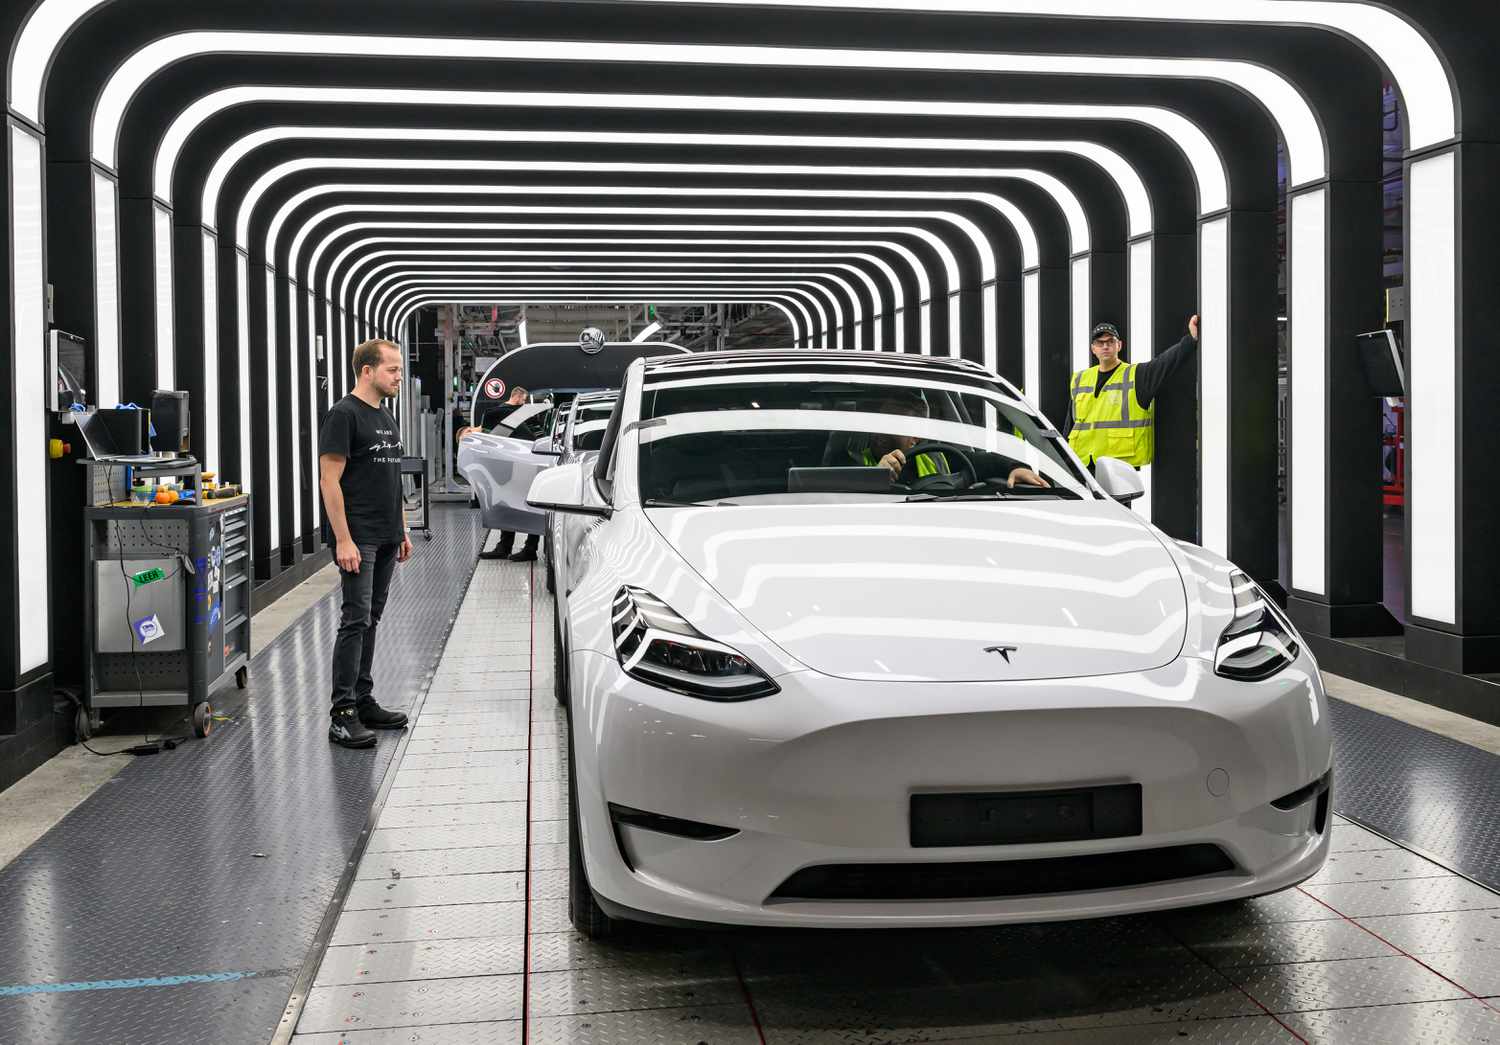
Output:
[0, 971, 257, 996]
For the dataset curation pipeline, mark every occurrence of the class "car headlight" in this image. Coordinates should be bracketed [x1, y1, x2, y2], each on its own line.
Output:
[1214, 571, 1301, 681]
[611, 586, 779, 700]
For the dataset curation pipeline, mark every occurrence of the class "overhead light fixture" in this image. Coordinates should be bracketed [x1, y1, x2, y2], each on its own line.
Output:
[1407, 152, 1457, 625]
[10, 124, 50, 672]
[91, 169, 121, 407]
[195, 125, 1138, 235]
[1289, 188, 1327, 597]
[94, 34, 1309, 190]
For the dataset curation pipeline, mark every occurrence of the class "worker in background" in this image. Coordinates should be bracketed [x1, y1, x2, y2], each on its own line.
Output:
[854, 389, 1049, 487]
[318, 338, 413, 750]
[1067, 314, 1199, 468]
[456, 386, 541, 562]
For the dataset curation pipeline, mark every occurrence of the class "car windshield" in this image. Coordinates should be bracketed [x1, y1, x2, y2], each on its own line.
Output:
[571, 402, 616, 452]
[490, 403, 555, 440]
[636, 370, 1094, 505]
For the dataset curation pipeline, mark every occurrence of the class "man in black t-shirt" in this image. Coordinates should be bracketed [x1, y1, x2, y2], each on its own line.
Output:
[318, 338, 413, 749]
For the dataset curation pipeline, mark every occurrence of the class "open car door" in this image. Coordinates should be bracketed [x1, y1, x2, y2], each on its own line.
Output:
[458, 402, 556, 535]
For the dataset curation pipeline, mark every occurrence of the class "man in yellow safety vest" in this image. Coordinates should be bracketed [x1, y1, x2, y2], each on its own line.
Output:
[1067, 315, 1199, 468]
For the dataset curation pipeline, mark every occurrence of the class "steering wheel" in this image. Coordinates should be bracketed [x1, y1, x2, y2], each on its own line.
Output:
[900, 441, 977, 491]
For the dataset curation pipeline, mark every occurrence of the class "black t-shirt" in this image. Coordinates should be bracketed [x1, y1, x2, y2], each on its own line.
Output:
[319, 395, 404, 544]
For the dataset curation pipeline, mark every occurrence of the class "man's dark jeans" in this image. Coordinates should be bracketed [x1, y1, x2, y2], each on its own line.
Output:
[331, 540, 400, 713]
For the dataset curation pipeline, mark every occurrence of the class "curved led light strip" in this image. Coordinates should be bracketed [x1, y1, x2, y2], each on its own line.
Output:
[152, 86, 1226, 215]
[269, 191, 981, 365]
[197, 125, 1140, 236]
[373, 278, 840, 347]
[635, 0, 1457, 149]
[88, 34, 1317, 186]
[298, 212, 951, 355]
[236, 156, 1078, 257]
[386, 291, 814, 348]
[351, 258, 883, 348]
[313, 236, 912, 351]
[366, 272, 858, 348]
[263, 184, 1003, 288]
[13, 1, 1450, 155]
[381, 287, 816, 347]
[389, 295, 804, 347]
[311, 231, 929, 329]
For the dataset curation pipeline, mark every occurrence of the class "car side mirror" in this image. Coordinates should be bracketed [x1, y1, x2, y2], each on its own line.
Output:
[530, 437, 561, 456]
[1093, 456, 1145, 503]
[527, 461, 612, 517]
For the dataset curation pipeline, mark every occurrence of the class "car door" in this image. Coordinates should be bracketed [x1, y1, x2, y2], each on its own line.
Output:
[458, 402, 556, 534]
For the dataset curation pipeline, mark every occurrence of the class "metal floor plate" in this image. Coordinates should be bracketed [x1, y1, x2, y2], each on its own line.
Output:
[0, 506, 485, 1045]
[7, 507, 1500, 1044]
[285, 552, 1500, 1045]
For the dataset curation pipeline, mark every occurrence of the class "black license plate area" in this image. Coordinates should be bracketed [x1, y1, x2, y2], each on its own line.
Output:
[910, 784, 1143, 847]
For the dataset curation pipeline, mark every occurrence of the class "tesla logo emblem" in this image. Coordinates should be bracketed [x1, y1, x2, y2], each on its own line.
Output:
[984, 645, 1019, 663]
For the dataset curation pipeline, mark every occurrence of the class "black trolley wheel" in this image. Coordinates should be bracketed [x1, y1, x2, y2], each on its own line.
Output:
[192, 701, 214, 738]
[235, 665, 250, 689]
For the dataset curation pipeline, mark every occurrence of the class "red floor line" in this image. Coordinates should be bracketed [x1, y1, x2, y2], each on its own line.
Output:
[728, 947, 769, 1045]
[522, 560, 537, 1044]
[1295, 886, 1500, 1013]
[1156, 920, 1310, 1043]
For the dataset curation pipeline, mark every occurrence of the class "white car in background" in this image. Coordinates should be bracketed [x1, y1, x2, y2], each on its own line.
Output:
[531, 349, 1332, 938]
[459, 339, 688, 539]
[457, 400, 558, 535]
[541, 391, 618, 597]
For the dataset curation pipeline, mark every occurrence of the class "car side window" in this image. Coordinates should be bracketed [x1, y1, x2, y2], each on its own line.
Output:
[593, 399, 625, 498]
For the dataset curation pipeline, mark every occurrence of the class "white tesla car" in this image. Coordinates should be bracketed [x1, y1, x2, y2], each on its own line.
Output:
[541, 391, 618, 596]
[529, 350, 1331, 938]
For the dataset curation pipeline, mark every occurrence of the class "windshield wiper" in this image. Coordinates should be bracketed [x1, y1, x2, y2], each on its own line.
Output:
[641, 497, 737, 507]
[904, 484, 1082, 502]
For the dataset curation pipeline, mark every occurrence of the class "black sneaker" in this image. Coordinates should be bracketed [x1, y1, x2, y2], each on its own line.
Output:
[478, 544, 513, 560]
[507, 546, 538, 562]
[358, 701, 409, 730]
[329, 708, 377, 748]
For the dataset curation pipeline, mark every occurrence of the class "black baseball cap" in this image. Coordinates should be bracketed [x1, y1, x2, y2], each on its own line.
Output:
[1090, 322, 1122, 342]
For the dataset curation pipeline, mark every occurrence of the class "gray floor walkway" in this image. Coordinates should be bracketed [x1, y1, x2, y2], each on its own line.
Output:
[290, 554, 1500, 1045]
[0, 505, 483, 1045]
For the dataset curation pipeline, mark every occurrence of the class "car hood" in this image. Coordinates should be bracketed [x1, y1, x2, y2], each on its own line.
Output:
[648, 501, 1188, 682]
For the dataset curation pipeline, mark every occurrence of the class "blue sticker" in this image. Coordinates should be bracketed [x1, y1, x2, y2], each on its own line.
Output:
[133, 614, 165, 646]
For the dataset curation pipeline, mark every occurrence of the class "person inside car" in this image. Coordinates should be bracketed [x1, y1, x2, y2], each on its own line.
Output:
[850, 389, 1050, 488]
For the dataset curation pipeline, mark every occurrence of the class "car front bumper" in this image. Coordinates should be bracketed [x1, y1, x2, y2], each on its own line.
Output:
[568, 649, 1333, 929]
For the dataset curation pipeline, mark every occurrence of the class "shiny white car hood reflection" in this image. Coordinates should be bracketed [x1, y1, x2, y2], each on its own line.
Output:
[647, 500, 1189, 683]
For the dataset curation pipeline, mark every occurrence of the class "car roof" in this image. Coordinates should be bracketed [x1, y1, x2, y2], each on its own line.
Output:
[640, 349, 991, 377]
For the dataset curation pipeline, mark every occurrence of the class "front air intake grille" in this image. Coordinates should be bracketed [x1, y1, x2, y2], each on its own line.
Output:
[769, 844, 1237, 902]
[1271, 770, 1332, 812]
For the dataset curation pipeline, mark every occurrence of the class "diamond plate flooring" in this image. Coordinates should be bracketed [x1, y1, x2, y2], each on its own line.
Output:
[284, 549, 1500, 1045]
[9, 504, 1499, 1044]
[0, 505, 484, 1045]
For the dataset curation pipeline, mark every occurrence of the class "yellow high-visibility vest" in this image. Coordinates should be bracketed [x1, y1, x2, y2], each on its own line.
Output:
[1067, 362, 1155, 466]
[856, 446, 946, 477]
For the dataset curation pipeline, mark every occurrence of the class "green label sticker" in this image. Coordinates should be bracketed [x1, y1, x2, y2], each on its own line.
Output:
[131, 567, 166, 588]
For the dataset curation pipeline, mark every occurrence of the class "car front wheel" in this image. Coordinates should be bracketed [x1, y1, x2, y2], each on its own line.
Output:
[566, 710, 616, 939]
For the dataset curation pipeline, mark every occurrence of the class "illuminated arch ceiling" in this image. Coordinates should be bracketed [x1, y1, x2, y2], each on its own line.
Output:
[5, 0, 1470, 683]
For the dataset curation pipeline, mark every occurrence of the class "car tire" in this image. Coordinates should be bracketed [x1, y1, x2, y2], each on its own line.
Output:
[566, 708, 616, 940]
[553, 611, 568, 707]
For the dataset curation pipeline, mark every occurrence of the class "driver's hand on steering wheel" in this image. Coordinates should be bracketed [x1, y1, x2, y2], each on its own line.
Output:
[1007, 466, 1050, 488]
[878, 448, 906, 477]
